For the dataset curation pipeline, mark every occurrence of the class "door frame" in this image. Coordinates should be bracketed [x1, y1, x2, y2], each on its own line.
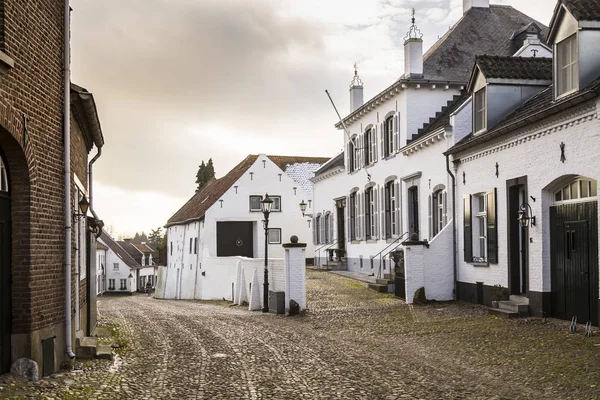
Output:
[506, 176, 529, 296]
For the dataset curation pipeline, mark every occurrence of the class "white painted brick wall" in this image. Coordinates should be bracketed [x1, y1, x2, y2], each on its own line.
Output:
[285, 247, 307, 310]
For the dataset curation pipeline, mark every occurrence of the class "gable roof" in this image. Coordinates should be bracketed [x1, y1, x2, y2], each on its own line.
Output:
[468, 56, 553, 91]
[420, 5, 549, 82]
[446, 75, 600, 156]
[337, 4, 548, 128]
[167, 155, 329, 226]
[99, 231, 140, 269]
[132, 243, 157, 254]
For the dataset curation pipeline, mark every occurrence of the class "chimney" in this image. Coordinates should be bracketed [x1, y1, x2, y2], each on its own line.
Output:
[404, 9, 424, 78]
[349, 64, 363, 113]
[464, 0, 490, 13]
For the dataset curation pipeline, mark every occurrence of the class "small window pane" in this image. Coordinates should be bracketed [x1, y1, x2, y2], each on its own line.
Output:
[272, 197, 281, 211]
[268, 229, 281, 244]
[478, 196, 485, 212]
[570, 182, 578, 199]
[555, 191, 562, 202]
[591, 181, 597, 196]
[580, 181, 589, 198]
[563, 187, 570, 200]
[250, 196, 261, 211]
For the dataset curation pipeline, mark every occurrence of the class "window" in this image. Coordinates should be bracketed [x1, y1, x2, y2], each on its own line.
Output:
[556, 34, 578, 98]
[408, 186, 419, 239]
[268, 228, 281, 244]
[271, 196, 281, 212]
[385, 181, 397, 238]
[324, 212, 333, 244]
[314, 214, 321, 244]
[430, 188, 447, 238]
[249, 195, 262, 211]
[384, 116, 394, 158]
[474, 87, 487, 133]
[170, 242, 172, 255]
[365, 187, 374, 240]
[555, 178, 597, 202]
[119, 279, 127, 290]
[364, 127, 376, 165]
[348, 138, 356, 172]
[108, 279, 115, 291]
[463, 189, 497, 264]
[194, 238, 198, 254]
[350, 192, 357, 241]
[113, 263, 119, 271]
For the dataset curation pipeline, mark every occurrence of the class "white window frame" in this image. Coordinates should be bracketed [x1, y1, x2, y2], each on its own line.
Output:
[271, 196, 282, 212]
[113, 262, 119, 271]
[474, 87, 487, 134]
[556, 33, 579, 99]
[249, 195, 262, 212]
[365, 187, 375, 239]
[385, 116, 394, 158]
[554, 178, 598, 203]
[473, 194, 488, 263]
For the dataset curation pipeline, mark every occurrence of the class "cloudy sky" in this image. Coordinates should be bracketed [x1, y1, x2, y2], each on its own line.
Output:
[70, 0, 556, 237]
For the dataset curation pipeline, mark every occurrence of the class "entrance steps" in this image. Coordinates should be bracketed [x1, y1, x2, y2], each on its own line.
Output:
[76, 336, 114, 361]
[322, 260, 348, 271]
[488, 296, 529, 319]
[368, 275, 394, 294]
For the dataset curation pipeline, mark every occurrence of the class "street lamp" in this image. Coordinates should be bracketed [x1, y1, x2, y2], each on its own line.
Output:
[298, 200, 313, 218]
[74, 195, 89, 219]
[517, 203, 536, 228]
[261, 193, 273, 313]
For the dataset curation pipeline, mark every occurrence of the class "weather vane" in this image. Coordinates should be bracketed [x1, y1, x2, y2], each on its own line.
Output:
[405, 7, 423, 40]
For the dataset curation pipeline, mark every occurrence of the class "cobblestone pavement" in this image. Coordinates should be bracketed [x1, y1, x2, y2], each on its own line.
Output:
[2, 269, 600, 399]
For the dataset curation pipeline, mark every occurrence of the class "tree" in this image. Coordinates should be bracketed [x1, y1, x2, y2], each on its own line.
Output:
[195, 158, 215, 192]
[148, 227, 163, 250]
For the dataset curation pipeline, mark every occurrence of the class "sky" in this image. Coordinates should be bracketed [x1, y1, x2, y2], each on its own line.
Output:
[69, 0, 556, 237]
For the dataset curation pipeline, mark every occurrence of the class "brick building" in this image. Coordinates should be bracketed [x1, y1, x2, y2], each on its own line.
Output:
[0, 1, 104, 375]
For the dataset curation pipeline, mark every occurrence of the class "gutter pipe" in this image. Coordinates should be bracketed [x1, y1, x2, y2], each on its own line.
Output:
[446, 154, 458, 301]
[64, 0, 75, 359]
[88, 147, 101, 220]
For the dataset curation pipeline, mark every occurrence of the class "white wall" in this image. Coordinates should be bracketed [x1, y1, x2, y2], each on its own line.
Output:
[99, 238, 137, 293]
[96, 248, 106, 295]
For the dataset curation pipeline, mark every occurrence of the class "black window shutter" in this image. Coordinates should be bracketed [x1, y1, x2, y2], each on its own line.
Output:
[487, 188, 498, 264]
[464, 195, 472, 262]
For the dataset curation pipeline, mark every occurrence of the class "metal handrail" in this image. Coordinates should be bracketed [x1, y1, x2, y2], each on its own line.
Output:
[315, 239, 340, 267]
[372, 232, 410, 279]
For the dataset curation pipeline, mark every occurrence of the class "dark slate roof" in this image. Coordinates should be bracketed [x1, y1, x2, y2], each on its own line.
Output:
[475, 55, 553, 80]
[314, 152, 345, 176]
[167, 155, 329, 226]
[405, 92, 470, 145]
[99, 231, 140, 269]
[446, 75, 600, 155]
[561, 0, 600, 21]
[420, 5, 549, 82]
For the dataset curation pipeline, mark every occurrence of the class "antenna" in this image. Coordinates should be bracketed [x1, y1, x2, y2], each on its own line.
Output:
[325, 90, 371, 183]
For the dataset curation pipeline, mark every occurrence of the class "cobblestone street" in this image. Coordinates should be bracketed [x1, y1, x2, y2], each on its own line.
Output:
[2, 269, 600, 399]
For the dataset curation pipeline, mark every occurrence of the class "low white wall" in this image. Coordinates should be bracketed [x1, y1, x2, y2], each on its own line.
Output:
[404, 221, 454, 304]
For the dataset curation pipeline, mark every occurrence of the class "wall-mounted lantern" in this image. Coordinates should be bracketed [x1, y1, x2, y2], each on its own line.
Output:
[517, 203, 536, 228]
[299, 200, 313, 218]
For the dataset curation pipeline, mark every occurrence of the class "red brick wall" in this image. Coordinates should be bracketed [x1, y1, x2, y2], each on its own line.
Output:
[0, 0, 91, 335]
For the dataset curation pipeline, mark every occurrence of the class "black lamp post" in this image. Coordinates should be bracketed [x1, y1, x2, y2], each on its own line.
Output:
[261, 193, 273, 313]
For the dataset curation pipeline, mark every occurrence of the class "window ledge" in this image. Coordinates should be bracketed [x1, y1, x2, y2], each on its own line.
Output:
[555, 87, 579, 101]
[351, 240, 361, 244]
[470, 262, 489, 267]
[384, 154, 397, 161]
[366, 240, 377, 244]
[0, 51, 14, 73]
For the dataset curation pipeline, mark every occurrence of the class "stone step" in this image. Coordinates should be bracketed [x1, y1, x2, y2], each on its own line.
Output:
[368, 283, 389, 293]
[76, 336, 98, 359]
[96, 344, 114, 360]
[509, 295, 529, 305]
[487, 307, 519, 319]
[498, 300, 529, 314]
[376, 278, 393, 285]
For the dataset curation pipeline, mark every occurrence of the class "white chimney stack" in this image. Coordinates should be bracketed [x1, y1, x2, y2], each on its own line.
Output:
[403, 9, 424, 78]
[464, 0, 490, 13]
[349, 65, 364, 113]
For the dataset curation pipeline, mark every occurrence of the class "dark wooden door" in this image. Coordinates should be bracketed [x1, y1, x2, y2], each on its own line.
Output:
[337, 205, 345, 251]
[217, 222, 254, 257]
[86, 230, 97, 336]
[550, 202, 598, 326]
[0, 194, 10, 373]
[508, 185, 527, 295]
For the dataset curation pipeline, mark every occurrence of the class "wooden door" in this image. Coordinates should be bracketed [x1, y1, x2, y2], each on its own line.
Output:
[217, 222, 254, 258]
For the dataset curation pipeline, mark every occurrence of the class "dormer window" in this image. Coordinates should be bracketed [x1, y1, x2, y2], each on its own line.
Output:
[556, 34, 578, 98]
[474, 87, 487, 133]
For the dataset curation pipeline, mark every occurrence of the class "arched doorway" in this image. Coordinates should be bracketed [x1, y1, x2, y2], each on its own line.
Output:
[0, 154, 10, 372]
[549, 176, 598, 326]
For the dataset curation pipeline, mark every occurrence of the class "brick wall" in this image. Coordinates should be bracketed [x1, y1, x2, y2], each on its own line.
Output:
[0, 0, 91, 344]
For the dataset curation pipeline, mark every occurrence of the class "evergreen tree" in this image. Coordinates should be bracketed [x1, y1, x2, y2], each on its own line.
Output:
[195, 158, 216, 192]
[149, 228, 163, 250]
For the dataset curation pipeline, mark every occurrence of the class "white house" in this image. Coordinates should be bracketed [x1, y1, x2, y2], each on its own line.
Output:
[162, 154, 328, 300]
[313, 0, 550, 302]
[96, 241, 108, 295]
[117, 240, 159, 291]
[446, 0, 600, 325]
[98, 231, 139, 294]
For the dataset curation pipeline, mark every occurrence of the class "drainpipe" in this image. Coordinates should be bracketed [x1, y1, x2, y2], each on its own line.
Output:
[63, 0, 75, 359]
[88, 147, 101, 220]
[446, 154, 458, 301]
[74, 209, 80, 332]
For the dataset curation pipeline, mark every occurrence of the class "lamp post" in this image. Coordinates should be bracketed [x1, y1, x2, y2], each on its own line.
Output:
[261, 193, 273, 313]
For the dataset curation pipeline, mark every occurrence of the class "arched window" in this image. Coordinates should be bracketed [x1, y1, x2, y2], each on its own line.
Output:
[347, 136, 358, 173]
[349, 191, 358, 241]
[408, 186, 419, 239]
[0, 155, 8, 193]
[313, 214, 322, 245]
[384, 116, 394, 158]
[554, 178, 597, 202]
[429, 185, 447, 238]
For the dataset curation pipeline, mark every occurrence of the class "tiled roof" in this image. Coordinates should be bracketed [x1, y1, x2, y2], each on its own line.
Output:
[561, 0, 600, 21]
[132, 243, 156, 254]
[475, 56, 553, 81]
[447, 75, 600, 155]
[420, 5, 549, 82]
[96, 242, 109, 251]
[99, 231, 140, 269]
[167, 155, 329, 226]
[314, 152, 345, 176]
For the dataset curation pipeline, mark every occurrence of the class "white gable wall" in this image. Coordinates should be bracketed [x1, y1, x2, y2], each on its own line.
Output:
[99, 238, 137, 293]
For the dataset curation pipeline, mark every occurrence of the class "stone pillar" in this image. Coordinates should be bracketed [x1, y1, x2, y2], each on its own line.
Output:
[283, 236, 307, 311]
